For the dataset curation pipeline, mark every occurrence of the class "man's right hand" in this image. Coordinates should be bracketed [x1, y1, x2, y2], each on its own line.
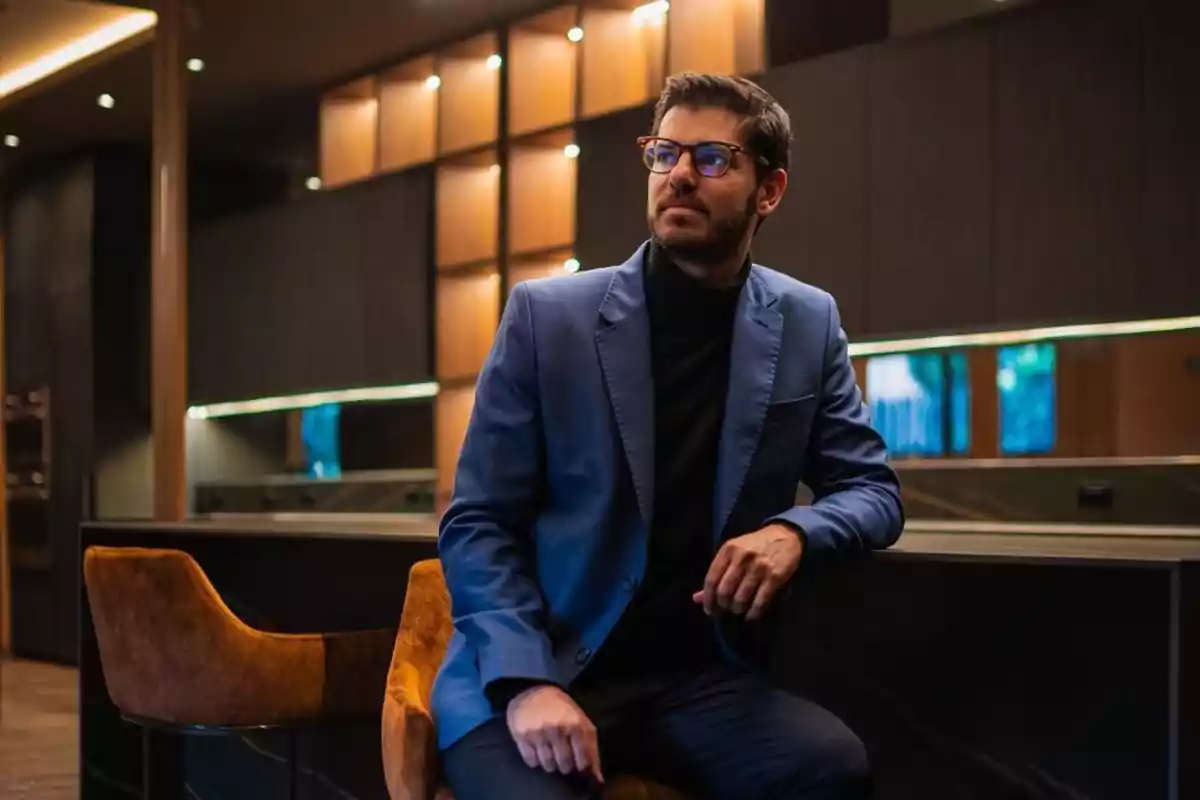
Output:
[506, 684, 604, 785]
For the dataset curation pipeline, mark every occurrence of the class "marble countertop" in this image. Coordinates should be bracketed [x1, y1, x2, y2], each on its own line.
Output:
[83, 515, 1200, 564]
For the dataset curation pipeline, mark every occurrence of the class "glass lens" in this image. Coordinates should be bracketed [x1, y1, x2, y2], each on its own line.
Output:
[642, 139, 679, 172]
[692, 143, 733, 177]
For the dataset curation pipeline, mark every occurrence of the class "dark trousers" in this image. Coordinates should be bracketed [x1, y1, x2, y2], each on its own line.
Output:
[441, 663, 871, 800]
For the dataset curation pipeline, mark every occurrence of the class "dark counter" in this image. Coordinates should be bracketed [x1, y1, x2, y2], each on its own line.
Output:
[79, 520, 1200, 799]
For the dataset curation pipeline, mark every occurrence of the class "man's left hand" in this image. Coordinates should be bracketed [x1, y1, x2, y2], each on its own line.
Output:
[692, 524, 803, 621]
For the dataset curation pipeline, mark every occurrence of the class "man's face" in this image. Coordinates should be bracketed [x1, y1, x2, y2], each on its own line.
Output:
[645, 105, 785, 266]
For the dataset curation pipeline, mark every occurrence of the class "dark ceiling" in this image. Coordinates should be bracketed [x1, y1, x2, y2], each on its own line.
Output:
[0, 0, 558, 172]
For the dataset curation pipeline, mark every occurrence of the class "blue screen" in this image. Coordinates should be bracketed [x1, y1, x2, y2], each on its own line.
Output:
[998, 343, 1056, 455]
[300, 403, 342, 479]
[866, 351, 971, 458]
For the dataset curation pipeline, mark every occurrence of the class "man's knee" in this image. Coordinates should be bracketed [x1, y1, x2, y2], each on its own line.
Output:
[776, 727, 872, 800]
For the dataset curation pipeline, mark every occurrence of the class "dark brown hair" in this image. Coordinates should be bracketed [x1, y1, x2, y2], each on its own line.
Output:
[651, 72, 792, 177]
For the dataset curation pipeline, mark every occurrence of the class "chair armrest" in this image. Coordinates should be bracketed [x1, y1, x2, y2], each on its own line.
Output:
[382, 661, 439, 800]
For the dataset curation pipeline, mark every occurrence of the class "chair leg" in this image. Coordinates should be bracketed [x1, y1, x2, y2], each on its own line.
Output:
[141, 727, 152, 800]
[287, 729, 298, 800]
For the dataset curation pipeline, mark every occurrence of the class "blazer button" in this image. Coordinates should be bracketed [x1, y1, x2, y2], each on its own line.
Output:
[575, 646, 592, 665]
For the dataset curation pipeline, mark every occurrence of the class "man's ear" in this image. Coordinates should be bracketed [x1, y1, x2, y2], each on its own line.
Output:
[756, 168, 788, 218]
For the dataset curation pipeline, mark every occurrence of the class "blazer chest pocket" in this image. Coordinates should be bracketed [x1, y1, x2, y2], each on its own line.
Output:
[756, 394, 818, 466]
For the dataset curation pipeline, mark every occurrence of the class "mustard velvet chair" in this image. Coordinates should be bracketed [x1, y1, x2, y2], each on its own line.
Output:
[381, 558, 690, 800]
[83, 545, 397, 798]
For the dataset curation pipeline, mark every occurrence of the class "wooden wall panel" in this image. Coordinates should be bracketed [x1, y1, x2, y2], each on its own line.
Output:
[967, 348, 998, 459]
[1112, 332, 1200, 457]
[509, 29, 577, 136]
[580, 8, 661, 119]
[1056, 338, 1117, 458]
[1141, 0, 1200, 318]
[360, 168, 434, 385]
[436, 384, 477, 509]
[993, 1, 1142, 326]
[575, 103, 656, 271]
[756, 49, 868, 335]
[866, 26, 992, 336]
[765, 0, 888, 68]
[508, 146, 576, 256]
[437, 271, 500, 381]
[438, 53, 499, 155]
[436, 164, 499, 268]
[189, 169, 432, 404]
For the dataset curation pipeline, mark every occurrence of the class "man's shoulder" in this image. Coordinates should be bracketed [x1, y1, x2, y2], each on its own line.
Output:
[750, 264, 835, 312]
[516, 265, 618, 306]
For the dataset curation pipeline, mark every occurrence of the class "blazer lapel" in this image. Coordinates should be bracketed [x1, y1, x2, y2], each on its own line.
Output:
[714, 268, 783, 540]
[595, 247, 655, 526]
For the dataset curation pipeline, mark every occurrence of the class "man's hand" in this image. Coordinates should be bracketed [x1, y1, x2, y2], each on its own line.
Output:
[693, 524, 804, 621]
[506, 684, 604, 785]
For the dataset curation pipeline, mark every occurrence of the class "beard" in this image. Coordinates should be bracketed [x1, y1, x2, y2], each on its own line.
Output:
[648, 189, 758, 269]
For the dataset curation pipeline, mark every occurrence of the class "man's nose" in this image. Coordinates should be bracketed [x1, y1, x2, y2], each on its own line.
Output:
[668, 151, 699, 189]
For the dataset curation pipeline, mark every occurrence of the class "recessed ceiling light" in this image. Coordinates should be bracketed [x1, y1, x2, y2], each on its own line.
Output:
[305, 176, 322, 191]
[563, 258, 581, 274]
[424, 74, 441, 90]
[187, 58, 204, 73]
[97, 93, 115, 109]
[567, 27, 584, 42]
[486, 54, 502, 70]
[563, 143, 580, 159]
[3, 134, 18, 148]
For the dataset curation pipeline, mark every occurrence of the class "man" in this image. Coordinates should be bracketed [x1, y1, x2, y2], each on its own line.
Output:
[433, 72, 903, 800]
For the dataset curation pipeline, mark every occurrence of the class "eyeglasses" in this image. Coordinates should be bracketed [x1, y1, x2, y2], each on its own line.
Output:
[637, 136, 769, 178]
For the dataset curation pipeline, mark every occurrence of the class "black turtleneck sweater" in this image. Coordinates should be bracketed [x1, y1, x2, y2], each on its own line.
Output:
[576, 242, 748, 685]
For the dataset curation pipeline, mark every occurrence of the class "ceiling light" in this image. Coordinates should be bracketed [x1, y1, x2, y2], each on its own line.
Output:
[0, 10, 156, 101]
[305, 176, 322, 191]
[489, 164, 501, 175]
[632, 0, 669, 26]
[563, 143, 580, 159]
[563, 258, 581, 274]
[425, 74, 441, 90]
[187, 58, 204, 73]
[97, 93, 115, 109]
[567, 27, 584, 42]
[3, 134, 18, 148]
[486, 54, 502, 70]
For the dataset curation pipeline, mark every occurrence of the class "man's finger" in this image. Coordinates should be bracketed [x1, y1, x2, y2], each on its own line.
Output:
[746, 574, 781, 621]
[715, 554, 749, 612]
[550, 729, 575, 773]
[570, 729, 591, 774]
[535, 738, 558, 772]
[701, 546, 733, 615]
[515, 737, 540, 770]
[574, 728, 604, 784]
[732, 563, 765, 614]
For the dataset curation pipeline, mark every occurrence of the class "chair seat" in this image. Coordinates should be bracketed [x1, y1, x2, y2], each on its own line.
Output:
[435, 774, 688, 799]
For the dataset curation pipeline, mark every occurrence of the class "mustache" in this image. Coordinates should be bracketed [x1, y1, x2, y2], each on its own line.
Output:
[658, 195, 707, 213]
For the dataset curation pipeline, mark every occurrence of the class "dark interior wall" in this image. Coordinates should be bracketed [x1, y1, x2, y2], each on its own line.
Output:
[188, 165, 433, 405]
[3, 155, 96, 662]
[576, 0, 1200, 339]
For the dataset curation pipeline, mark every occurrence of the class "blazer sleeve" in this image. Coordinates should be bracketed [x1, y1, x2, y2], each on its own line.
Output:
[437, 282, 558, 692]
[766, 295, 904, 561]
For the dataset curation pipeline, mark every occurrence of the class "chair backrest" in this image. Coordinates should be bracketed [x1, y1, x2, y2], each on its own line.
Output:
[81, 544, 318, 723]
[390, 559, 453, 711]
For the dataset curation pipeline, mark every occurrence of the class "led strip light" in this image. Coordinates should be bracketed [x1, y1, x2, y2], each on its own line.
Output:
[187, 315, 1200, 419]
[0, 11, 157, 101]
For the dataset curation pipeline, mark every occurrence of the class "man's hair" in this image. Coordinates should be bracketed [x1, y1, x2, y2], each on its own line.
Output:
[651, 72, 792, 177]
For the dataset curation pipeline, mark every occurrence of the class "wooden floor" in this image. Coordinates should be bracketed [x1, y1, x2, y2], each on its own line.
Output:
[0, 658, 79, 799]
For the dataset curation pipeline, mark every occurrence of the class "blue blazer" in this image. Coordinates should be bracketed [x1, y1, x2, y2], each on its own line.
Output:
[432, 243, 903, 749]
